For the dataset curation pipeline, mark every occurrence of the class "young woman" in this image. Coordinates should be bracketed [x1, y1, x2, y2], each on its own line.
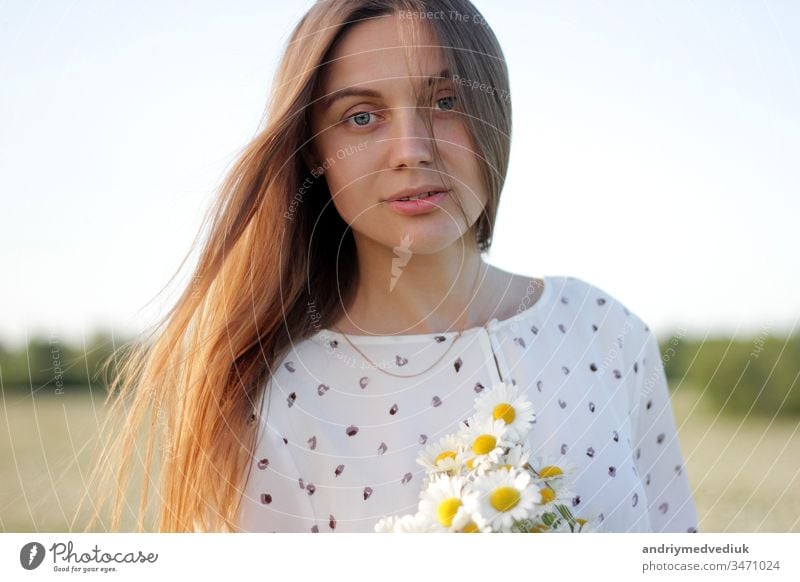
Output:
[82, 0, 698, 533]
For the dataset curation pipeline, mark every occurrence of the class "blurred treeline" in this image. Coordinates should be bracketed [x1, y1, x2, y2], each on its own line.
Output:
[659, 330, 800, 417]
[1, 331, 799, 417]
[0, 332, 135, 396]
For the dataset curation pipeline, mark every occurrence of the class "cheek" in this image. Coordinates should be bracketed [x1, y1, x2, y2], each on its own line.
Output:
[325, 160, 377, 222]
[441, 127, 486, 204]
[439, 123, 480, 173]
[330, 188, 367, 224]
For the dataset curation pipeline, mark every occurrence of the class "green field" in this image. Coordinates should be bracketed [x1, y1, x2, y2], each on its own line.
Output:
[1, 385, 798, 532]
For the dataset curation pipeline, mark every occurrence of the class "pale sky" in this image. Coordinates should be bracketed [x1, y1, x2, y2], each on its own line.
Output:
[1, 0, 798, 348]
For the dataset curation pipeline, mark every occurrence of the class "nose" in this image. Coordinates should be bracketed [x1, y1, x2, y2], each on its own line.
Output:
[386, 107, 435, 169]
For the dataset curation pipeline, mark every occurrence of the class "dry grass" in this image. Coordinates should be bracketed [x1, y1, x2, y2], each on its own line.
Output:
[0, 387, 153, 532]
[671, 386, 800, 532]
[1, 385, 798, 532]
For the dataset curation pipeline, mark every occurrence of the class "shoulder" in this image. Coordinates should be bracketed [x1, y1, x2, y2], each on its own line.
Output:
[256, 329, 366, 426]
[549, 274, 650, 330]
[253, 336, 324, 423]
[547, 275, 655, 379]
[561, 275, 662, 404]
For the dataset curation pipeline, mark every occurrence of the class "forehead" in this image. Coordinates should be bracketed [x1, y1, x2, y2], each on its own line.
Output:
[319, 13, 445, 94]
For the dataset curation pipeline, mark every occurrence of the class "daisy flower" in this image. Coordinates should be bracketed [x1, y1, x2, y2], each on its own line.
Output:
[499, 443, 532, 472]
[374, 515, 399, 533]
[416, 433, 464, 476]
[453, 510, 493, 533]
[474, 382, 536, 442]
[469, 442, 533, 477]
[395, 512, 440, 532]
[473, 466, 541, 531]
[418, 473, 480, 532]
[527, 453, 578, 484]
[376, 512, 438, 533]
[457, 416, 515, 474]
[535, 479, 575, 514]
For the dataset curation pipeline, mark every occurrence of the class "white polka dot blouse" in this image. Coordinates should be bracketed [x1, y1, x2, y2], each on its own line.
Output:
[235, 275, 699, 533]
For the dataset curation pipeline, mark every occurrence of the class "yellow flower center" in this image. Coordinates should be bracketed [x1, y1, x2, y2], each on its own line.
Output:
[434, 450, 457, 466]
[528, 523, 549, 533]
[472, 434, 496, 455]
[489, 486, 520, 512]
[461, 521, 480, 533]
[498, 463, 514, 471]
[538, 465, 564, 478]
[576, 518, 588, 526]
[539, 486, 556, 504]
[466, 458, 475, 470]
[492, 402, 516, 424]
[437, 497, 462, 527]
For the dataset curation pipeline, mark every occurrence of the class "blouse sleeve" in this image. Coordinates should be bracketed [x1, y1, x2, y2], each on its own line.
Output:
[628, 317, 700, 533]
[235, 380, 318, 533]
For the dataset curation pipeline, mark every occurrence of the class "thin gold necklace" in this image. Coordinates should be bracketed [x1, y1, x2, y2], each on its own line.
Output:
[331, 262, 484, 379]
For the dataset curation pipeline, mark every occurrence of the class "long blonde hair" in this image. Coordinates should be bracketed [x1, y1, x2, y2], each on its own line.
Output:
[78, 0, 513, 532]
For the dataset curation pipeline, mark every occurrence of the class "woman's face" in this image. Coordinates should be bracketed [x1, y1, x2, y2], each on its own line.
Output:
[308, 13, 487, 255]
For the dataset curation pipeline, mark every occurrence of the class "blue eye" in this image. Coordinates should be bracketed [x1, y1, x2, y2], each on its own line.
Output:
[344, 99, 454, 128]
[345, 111, 375, 127]
[436, 95, 457, 111]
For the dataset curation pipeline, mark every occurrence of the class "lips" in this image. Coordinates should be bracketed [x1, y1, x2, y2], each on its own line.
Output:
[397, 191, 441, 201]
[384, 191, 450, 216]
[383, 186, 450, 203]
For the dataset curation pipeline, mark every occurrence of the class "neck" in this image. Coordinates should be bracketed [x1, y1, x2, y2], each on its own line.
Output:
[336, 235, 495, 335]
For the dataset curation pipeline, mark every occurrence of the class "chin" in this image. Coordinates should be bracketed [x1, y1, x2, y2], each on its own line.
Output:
[377, 225, 468, 255]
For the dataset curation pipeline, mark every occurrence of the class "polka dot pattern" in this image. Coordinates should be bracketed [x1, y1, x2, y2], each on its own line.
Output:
[235, 276, 699, 533]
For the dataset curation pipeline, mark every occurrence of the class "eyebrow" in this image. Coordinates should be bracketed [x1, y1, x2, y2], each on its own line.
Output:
[320, 68, 451, 112]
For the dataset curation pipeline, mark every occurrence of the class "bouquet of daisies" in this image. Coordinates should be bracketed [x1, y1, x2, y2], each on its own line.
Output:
[375, 381, 599, 533]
